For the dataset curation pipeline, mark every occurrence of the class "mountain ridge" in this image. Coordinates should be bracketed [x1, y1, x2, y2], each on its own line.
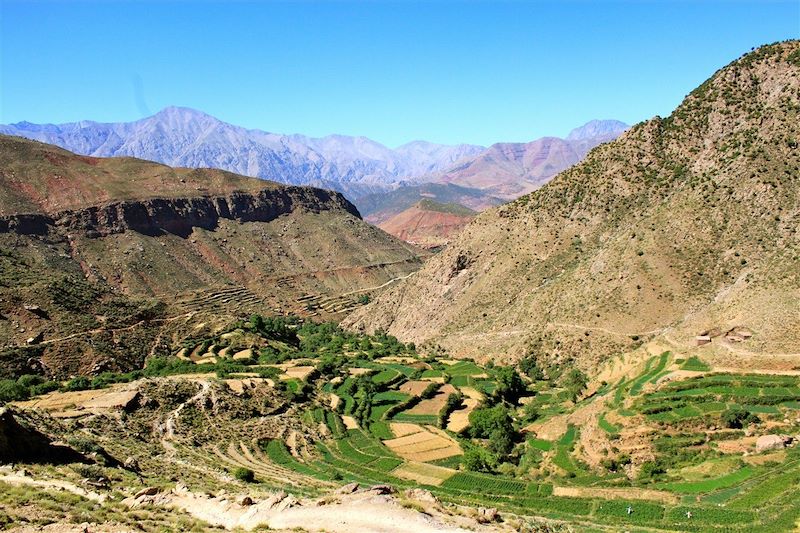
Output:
[0, 134, 426, 376]
[0, 110, 627, 207]
[343, 40, 800, 369]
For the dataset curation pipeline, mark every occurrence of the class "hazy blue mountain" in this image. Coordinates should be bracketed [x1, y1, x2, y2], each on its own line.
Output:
[566, 119, 629, 141]
[1, 108, 627, 210]
[0, 107, 484, 200]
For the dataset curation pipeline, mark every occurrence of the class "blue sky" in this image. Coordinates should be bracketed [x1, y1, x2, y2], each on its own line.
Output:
[1, 1, 798, 147]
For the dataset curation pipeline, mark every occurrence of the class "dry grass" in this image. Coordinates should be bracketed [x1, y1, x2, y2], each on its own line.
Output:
[383, 424, 461, 462]
[390, 462, 456, 486]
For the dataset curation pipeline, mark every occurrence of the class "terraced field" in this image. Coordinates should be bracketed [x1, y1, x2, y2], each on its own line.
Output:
[6, 317, 800, 531]
[257, 347, 800, 531]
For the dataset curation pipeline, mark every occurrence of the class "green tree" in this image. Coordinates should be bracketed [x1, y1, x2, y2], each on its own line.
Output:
[518, 355, 544, 381]
[493, 366, 527, 404]
[0, 379, 29, 403]
[462, 447, 494, 473]
[562, 369, 588, 402]
[722, 407, 759, 429]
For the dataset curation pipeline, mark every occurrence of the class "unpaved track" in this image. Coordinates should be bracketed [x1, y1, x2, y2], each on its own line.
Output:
[0, 473, 106, 502]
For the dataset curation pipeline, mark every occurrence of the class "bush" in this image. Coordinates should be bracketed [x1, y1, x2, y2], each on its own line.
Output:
[722, 408, 760, 429]
[64, 376, 91, 392]
[638, 460, 666, 480]
[0, 379, 29, 403]
[233, 467, 255, 482]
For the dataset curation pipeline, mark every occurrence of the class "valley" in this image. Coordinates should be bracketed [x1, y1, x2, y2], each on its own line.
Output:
[0, 17, 797, 533]
[2, 318, 800, 531]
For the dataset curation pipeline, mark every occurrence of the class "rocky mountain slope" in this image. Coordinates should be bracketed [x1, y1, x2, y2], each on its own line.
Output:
[424, 120, 629, 200]
[0, 135, 425, 376]
[0, 107, 484, 200]
[378, 199, 477, 249]
[344, 41, 800, 368]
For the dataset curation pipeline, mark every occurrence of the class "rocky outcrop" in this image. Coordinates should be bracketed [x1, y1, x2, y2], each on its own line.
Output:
[0, 187, 360, 238]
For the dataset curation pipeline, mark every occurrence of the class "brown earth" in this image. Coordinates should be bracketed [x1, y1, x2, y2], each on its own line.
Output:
[379, 200, 476, 249]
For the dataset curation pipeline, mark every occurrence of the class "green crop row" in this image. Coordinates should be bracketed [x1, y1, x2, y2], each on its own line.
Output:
[659, 466, 754, 494]
[441, 472, 527, 494]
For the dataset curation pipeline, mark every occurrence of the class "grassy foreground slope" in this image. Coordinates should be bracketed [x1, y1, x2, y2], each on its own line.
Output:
[344, 41, 800, 366]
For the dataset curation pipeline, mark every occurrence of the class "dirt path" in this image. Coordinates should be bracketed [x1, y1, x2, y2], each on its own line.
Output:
[157, 380, 211, 454]
[549, 322, 664, 339]
[340, 271, 416, 297]
[0, 472, 107, 502]
[553, 485, 678, 504]
[14, 311, 196, 350]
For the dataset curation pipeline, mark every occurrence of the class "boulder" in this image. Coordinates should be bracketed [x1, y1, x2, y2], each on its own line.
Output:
[368, 484, 395, 495]
[756, 434, 790, 453]
[134, 486, 160, 498]
[404, 488, 439, 504]
[476, 507, 499, 523]
[263, 491, 288, 509]
[274, 494, 299, 512]
[239, 495, 254, 506]
[335, 482, 360, 494]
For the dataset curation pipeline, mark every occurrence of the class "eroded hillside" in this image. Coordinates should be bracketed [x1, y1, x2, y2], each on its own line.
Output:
[344, 41, 800, 369]
[0, 136, 426, 377]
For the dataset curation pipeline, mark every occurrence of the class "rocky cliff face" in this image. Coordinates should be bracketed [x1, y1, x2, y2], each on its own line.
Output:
[0, 187, 360, 239]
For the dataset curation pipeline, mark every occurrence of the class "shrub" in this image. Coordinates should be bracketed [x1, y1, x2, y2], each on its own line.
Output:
[64, 376, 91, 392]
[722, 408, 760, 429]
[0, 379, 28, 403]
[638, 460, 666, 480]
[233, 467, 255, 482]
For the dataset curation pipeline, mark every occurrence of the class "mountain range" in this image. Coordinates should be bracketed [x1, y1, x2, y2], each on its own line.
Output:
[0, 110, 627, 212]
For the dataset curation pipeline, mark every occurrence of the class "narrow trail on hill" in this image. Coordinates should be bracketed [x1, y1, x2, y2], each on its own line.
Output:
[339, 271, 416, 296]
[14, 312, 196, 350]
[453, 322, 663, 341]
[158, 380, 211, 455]
[662, 332, 800, 359]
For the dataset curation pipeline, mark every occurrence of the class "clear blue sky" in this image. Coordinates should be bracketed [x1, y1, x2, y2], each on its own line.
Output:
[1, 1, 798, 147]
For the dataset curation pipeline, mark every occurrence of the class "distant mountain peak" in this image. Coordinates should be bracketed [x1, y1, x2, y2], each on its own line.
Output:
[566, 119, 629, 141]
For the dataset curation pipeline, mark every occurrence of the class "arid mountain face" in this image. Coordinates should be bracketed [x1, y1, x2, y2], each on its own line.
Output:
[378, 199, 477, 249]
[0, 136, 425, 377]
[424, 121, 628, 200]
[344, 42, 800, 369]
